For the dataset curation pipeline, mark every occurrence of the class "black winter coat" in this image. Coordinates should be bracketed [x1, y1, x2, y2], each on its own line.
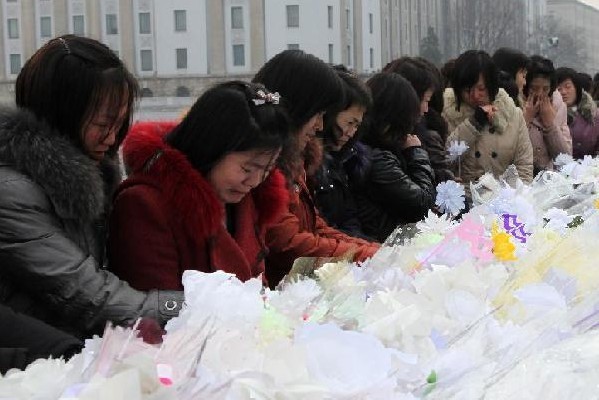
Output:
[0, 108, 183, 339]
[414, 121, 455, 183]
[349, 143, 436, 242]
[309, 147, 372, 240]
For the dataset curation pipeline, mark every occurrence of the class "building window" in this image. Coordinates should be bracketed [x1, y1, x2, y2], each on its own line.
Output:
[287, 43, 299, 50]
[370, 48, 374, 68]
[347, 45, 351, 65]
[232, 44, 245, 66]
[9, 54, 21, 74]
[7, 18, 19, 39]
[106, 14, 118, 35]
[231, 6, 243, 29]
[286, 5, 299, 28]
[345, 9, 350, 30]
[327, 6, 333, 28]
[174, 10, 186, 32]
[73, 15, 84, 35]
[328, 43, 334, 64]
[40, 16, 51, 38]
[139, 12, 151, 34]
[176, 48, 187, 69]
[369, 13, 373, 34]
[140, 49, 152, 71]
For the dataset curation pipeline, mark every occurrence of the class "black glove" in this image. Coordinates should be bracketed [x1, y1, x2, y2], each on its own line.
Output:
[472, 106, 490, 131]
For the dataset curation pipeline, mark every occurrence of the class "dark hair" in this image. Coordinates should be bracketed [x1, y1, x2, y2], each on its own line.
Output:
[253, 50, 343, 180]
[321, 65, 371, 150]
[578, 72, 592, 93]
[415, 56, 444, 113]
[498, 70, 520, 107]
[441, 59, 456, 88]
[363, 73, 420, 151]
[166, 81, 290, 174]
[383, 57, 434, 100]
[252, 50, 343, 131]
[451, 50, 499, 110]
[556, 67, 583, 105]
[492, 47, 531, 81]
[523, 55, 556, 98]
[591, 72, 599, 101]
[16, 35, 138, 156]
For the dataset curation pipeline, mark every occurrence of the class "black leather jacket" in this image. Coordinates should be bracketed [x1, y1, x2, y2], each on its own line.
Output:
[349, 143, 436, 242]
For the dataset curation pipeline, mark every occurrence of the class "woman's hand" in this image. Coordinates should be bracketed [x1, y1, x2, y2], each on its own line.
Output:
[538, 94, 556, 129]
[402, 134, 421, 149]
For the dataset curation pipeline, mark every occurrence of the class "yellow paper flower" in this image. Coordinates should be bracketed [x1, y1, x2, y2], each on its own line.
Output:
[491, 222, 517, 261]
[594, 198, 599, 209]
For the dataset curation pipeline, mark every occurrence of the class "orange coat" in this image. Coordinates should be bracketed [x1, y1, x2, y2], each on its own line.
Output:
[265, 172, 380, 287]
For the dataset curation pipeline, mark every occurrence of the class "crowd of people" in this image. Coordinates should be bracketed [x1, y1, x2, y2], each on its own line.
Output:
[0, 35, 598, 373]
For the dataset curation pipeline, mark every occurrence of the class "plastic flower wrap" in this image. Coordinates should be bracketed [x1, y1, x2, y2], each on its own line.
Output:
[553, 152, 574, 167]
[435, 181, 466, 216]
[4, 157, 599, 399]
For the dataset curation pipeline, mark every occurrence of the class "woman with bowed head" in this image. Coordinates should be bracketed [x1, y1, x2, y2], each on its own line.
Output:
[253, 50, 379, 288]
[556, 67, 599, 159]
[349, 73, 436, 242]
[307, 65, 373, 240]
[109, 82, 290, 290]
[0, 35, 183, 340]
[522, 55, 572, 174]
[384, 56, 455, 183]
[442, 50, 533, 191]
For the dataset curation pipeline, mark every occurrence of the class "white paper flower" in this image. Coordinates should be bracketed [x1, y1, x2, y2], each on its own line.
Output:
[416, 210, 458, 234]
[435, 180, 466, 216]
[447, 140, 469, 161]
[543, 207, 571, 233]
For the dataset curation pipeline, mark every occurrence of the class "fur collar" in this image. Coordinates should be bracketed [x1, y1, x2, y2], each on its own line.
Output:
[0, 107, 119, 221]
[443, 88, 518, 135]
[576, 90, 597, 125]
[123, 121, 289, 237]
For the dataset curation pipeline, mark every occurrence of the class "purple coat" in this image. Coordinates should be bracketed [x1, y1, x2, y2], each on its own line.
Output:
[569, 91, 599, 159]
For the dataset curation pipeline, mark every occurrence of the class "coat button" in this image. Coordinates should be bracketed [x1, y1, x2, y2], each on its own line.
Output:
[475, 151, 481, 158]
[491, 151, 498, 158]
[164, 300, 178, 311]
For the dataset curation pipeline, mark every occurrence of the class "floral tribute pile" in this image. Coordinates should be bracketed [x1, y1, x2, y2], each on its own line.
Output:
[2, 156, 599, 400]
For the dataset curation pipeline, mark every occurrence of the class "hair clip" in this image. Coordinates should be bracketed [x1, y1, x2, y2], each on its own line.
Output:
[58, 37, 71, 54]
[252, 90, 280, 106]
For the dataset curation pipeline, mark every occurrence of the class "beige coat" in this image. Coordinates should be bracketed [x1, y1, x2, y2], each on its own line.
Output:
[527, 90, 572, 172]
[443, 88, 534, 186]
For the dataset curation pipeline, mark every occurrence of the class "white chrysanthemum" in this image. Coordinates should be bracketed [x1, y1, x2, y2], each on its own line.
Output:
[435, 181, 466, 216]
[416, 210, 458, 234]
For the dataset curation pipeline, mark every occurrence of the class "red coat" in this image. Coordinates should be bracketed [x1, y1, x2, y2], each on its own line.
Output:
[108, 121, 289, 290]
[265, 172, 380, 287]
